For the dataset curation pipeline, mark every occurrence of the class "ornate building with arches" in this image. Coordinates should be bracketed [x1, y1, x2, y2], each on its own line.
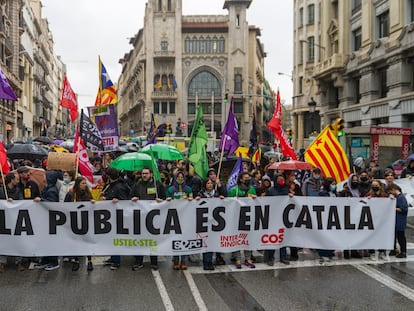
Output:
[117, 0, 270, 143]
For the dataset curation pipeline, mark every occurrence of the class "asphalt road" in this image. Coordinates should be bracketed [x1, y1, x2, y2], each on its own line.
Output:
[0, 222, 413, 311]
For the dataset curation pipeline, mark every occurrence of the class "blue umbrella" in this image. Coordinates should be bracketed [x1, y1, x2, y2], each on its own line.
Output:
[407, 154, 414, 161]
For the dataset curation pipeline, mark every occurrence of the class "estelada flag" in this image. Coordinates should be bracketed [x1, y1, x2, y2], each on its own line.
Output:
[60, 76, 79, 122]
[304, 127, 350, 183]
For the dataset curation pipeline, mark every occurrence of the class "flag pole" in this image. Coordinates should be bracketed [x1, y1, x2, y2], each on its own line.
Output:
[74, 110, 83, 179]
[0, 162, 8, 201]
[216, 134, 227, 184]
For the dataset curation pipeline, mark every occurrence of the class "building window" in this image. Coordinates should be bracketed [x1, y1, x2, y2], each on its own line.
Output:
[299, 8, 303, 27]
[185, 36, 191, 53]
[352, 0, 361, 14]
[236, 14, 240, 27]
[153, 102, 160, 114]
[161, 41, 168, 51]
[378, 67, 388, 98]
[218, 36, 225, 53]
[188, 103, 196, 115]
[161, 102, 168, 114]
[167, 0, 172, 11]
[411, 0, 414, 23]
[205, 36, 211, 53]
[352, 27, 361, 51]
[212, 36, 218, 53]
[158, 0, 162, 12]
[188, 71, 221, 97]
[307, 36, 315, 61]
[233, 101, 243, 113]
[199, 36, 205, 53]
[307, 4, 315, 25]
[299, 76, 303, 94]
[354, 78, 361, 103]
[191, 36, 197, 53]
[169, 102, 175, 114]
[234, 74, 242, 93]
[377, 10, 389, 38]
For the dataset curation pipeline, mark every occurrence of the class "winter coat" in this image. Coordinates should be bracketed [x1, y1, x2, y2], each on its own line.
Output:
[395, 192, 408, 231]
[130, 178, 166, 200]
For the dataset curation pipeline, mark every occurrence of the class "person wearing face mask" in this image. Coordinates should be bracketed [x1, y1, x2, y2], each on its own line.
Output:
[166, 170, 194, 270]
[318, 178, 337, 263]
[227, 172, 257, 269]
[301, 167, 323, 196]
[64, 176, 96, 271]
[358, 170, 371, 197]
[340, 173, 363, 259]
[17, 166, 40, 200]
[0, 172, 24, 273]
[365, 180, 388, 260]
[265, 174, 294, 265]
[57, 170, 75, 202]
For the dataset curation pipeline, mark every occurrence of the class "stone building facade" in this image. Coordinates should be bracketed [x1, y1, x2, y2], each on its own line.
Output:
[118, 0, 272, 144]
[292, 0, 414, 167]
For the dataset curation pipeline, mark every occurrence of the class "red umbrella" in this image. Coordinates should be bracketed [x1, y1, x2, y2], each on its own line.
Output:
[268, 160, 314, 171]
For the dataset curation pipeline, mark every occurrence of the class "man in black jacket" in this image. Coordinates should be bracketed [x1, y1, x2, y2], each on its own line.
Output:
[130, 167, 166, 270]
[101, 167, 130, 270]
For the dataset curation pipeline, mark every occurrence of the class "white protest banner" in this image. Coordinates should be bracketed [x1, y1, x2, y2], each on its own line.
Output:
[0, 196, 395, 256]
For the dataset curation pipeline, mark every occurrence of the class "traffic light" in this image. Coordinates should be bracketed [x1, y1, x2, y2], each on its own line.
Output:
[330, 118, 345, 137]
[167, 123, 172, 134]
[224, 91, 229, 103]
[285, 128, 292, 139]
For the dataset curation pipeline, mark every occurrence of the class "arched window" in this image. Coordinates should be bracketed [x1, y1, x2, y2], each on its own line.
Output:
[192, 36, 198, 53]
[188, 71, 221, 97]
[185, 36, 191, 53]
[199, 36, 205, 53]
[218, 36, 225, 53]
[212, 36, 218, 53]
[205, 36, 211, 53]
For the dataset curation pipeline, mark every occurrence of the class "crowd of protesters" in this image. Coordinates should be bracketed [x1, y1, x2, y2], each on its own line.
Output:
[0, 151, 410, 274]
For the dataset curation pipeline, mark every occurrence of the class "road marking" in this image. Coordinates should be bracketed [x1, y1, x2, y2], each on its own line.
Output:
[183, 270, 208, 311]
[352, 264, 414, 302]
[188, 255, 414, 274]
[152, 269, 175, 311]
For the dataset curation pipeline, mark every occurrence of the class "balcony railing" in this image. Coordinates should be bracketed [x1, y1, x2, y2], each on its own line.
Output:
[314, 54, 344, 77]
[151, 90, 177, 98]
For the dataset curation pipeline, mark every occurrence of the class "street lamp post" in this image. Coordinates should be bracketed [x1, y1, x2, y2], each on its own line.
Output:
[308, 97, 317, 134]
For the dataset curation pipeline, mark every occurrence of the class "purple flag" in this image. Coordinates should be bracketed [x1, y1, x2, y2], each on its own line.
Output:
[227, 155, 243, 191]
[0, 67, 18, 101]
[219, 98, 239, 157]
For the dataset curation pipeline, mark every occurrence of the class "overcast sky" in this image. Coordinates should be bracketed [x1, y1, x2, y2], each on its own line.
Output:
[42, 0, 293, 111]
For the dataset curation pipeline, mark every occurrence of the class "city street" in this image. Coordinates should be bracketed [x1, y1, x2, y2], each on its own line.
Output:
[0, 221, 413, 311]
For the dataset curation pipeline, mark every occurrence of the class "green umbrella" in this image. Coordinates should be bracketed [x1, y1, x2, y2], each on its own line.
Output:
[109, 152, 161, 180]
[140, 144, 183, 161]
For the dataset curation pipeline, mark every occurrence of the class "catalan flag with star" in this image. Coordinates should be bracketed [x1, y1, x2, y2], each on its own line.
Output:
[304, 126, 350, 183]
[95, 57, 118, 106]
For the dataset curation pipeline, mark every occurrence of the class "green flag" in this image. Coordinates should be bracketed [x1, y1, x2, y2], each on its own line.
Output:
[188, 105, 209, 179]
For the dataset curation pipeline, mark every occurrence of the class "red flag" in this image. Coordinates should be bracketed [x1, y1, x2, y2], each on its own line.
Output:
[0, 141, 10, 174]
[267, 89, 282, 132]
[60, 76, 79, 122]
[267, 89, 297, 160]
[73, 129, 94, 183]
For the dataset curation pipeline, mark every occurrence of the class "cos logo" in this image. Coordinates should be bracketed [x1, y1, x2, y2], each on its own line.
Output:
[261, 228, 285, 245]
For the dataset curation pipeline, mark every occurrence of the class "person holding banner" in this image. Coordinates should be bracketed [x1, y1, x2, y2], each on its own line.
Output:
[64, 176, 96, 271]
[387, 183, 408, 258]
[227, 172, 257, 269]
[130, 167, 166, 271]
[101, 167, 130, 270]
[265, 173, 293, 266]
[0, 172, 23, 273]
[166, 170, 194, 270]
[199, 177, 225, 270]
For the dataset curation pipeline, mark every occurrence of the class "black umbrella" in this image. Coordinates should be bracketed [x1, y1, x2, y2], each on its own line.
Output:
[33, 136, 52, 145]
[7, 143, 49, 161]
